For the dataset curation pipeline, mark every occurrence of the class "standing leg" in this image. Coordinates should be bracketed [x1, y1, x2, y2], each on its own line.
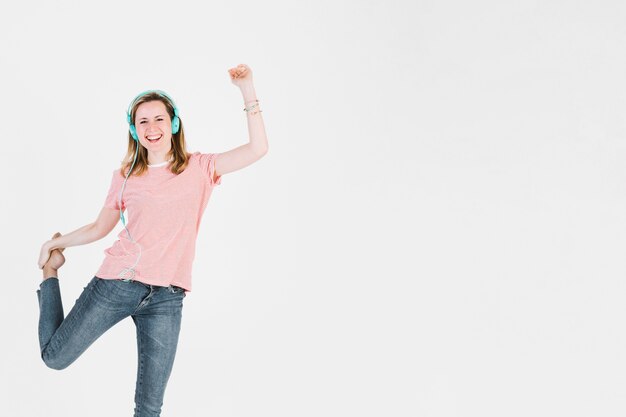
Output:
[131, 286, 185, 417]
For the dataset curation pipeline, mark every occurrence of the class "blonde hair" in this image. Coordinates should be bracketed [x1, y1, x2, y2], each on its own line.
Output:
[120, 92, 190, 177]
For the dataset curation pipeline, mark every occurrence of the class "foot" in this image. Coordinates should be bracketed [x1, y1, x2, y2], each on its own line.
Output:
[42, 232, 65, 280]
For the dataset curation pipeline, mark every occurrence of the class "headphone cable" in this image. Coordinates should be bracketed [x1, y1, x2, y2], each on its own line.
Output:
[117, 142, 142, 281]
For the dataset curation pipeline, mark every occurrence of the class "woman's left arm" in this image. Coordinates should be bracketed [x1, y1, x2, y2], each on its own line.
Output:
[213, 64, 269, 178]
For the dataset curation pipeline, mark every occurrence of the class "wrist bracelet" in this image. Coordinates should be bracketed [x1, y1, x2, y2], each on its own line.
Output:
[244, 102, 259, 112]
[243, 99, 262, 115]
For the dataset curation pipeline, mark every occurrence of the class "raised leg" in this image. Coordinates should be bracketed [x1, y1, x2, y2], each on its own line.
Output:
[36, 277, 132, 370]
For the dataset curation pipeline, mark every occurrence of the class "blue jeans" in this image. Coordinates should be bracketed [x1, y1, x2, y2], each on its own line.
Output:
[36, 276, 186, 417]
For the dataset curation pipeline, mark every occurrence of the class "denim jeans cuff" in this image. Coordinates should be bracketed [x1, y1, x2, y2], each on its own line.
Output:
[39, 277, 60, 290]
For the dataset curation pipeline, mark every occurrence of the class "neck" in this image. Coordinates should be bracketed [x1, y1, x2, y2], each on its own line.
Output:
[147, 151, 173, 166]
[148, 159, 171, 167]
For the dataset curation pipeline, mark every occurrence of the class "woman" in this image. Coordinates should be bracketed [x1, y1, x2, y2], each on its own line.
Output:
[36, 63, 268, 417]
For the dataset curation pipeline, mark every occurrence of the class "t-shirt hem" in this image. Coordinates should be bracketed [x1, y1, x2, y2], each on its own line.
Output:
[94, 272, 191, 292]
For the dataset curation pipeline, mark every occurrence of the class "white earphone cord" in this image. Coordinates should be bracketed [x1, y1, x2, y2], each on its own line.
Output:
[117, 143, 142, 281]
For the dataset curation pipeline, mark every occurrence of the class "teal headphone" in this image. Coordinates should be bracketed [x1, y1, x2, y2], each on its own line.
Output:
[126, 89, 180, 141]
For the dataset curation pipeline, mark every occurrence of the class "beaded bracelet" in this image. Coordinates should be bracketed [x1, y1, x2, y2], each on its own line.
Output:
[243, 99, 259, 112]
[243, 99, 262, 115]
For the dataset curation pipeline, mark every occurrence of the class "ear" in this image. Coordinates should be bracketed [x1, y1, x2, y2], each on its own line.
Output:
[129, 125, 138, 141]
[171, 115, 180, 134]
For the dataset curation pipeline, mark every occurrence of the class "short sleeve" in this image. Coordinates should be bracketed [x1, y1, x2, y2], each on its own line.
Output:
[196, 152, 222, 187]
[103, 169, 126, 211]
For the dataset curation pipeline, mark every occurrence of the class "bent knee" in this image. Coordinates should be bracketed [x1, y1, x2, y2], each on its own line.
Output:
[41, 351, 71, 370]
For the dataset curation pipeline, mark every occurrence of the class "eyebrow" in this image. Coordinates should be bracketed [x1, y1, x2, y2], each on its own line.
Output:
[137, 114, 166, 120]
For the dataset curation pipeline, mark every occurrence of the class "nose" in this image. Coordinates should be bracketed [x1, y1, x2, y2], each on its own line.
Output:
[143, 121, 161, 132]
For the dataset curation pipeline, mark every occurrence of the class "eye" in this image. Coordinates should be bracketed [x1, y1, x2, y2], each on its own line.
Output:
[139, 121, 146, 124]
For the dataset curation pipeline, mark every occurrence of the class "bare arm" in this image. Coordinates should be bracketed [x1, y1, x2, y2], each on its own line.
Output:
[215, 65, 269, 180]
[47, 207, 120, 250]
[38, 207, 120, 269]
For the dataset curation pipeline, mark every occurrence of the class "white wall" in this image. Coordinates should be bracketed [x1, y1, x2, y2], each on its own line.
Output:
[1, 1, 625, 416]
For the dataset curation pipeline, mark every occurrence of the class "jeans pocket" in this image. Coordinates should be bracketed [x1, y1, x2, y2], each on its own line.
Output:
[169, 285, 185, 294]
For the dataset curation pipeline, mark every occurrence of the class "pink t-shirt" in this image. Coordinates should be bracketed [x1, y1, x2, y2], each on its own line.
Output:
[94, 152, 222, 293]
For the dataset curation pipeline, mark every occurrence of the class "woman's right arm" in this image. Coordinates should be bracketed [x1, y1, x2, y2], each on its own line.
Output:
[38, 208, 120, 268]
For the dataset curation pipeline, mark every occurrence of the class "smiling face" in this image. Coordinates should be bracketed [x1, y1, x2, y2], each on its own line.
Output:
[133, 100, 173, 163]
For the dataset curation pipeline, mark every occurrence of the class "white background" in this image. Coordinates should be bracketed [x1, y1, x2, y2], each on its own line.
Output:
[1, 0, 625, 416]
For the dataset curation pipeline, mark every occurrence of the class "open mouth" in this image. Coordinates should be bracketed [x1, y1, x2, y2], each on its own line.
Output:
[146, 134, 162, 143]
